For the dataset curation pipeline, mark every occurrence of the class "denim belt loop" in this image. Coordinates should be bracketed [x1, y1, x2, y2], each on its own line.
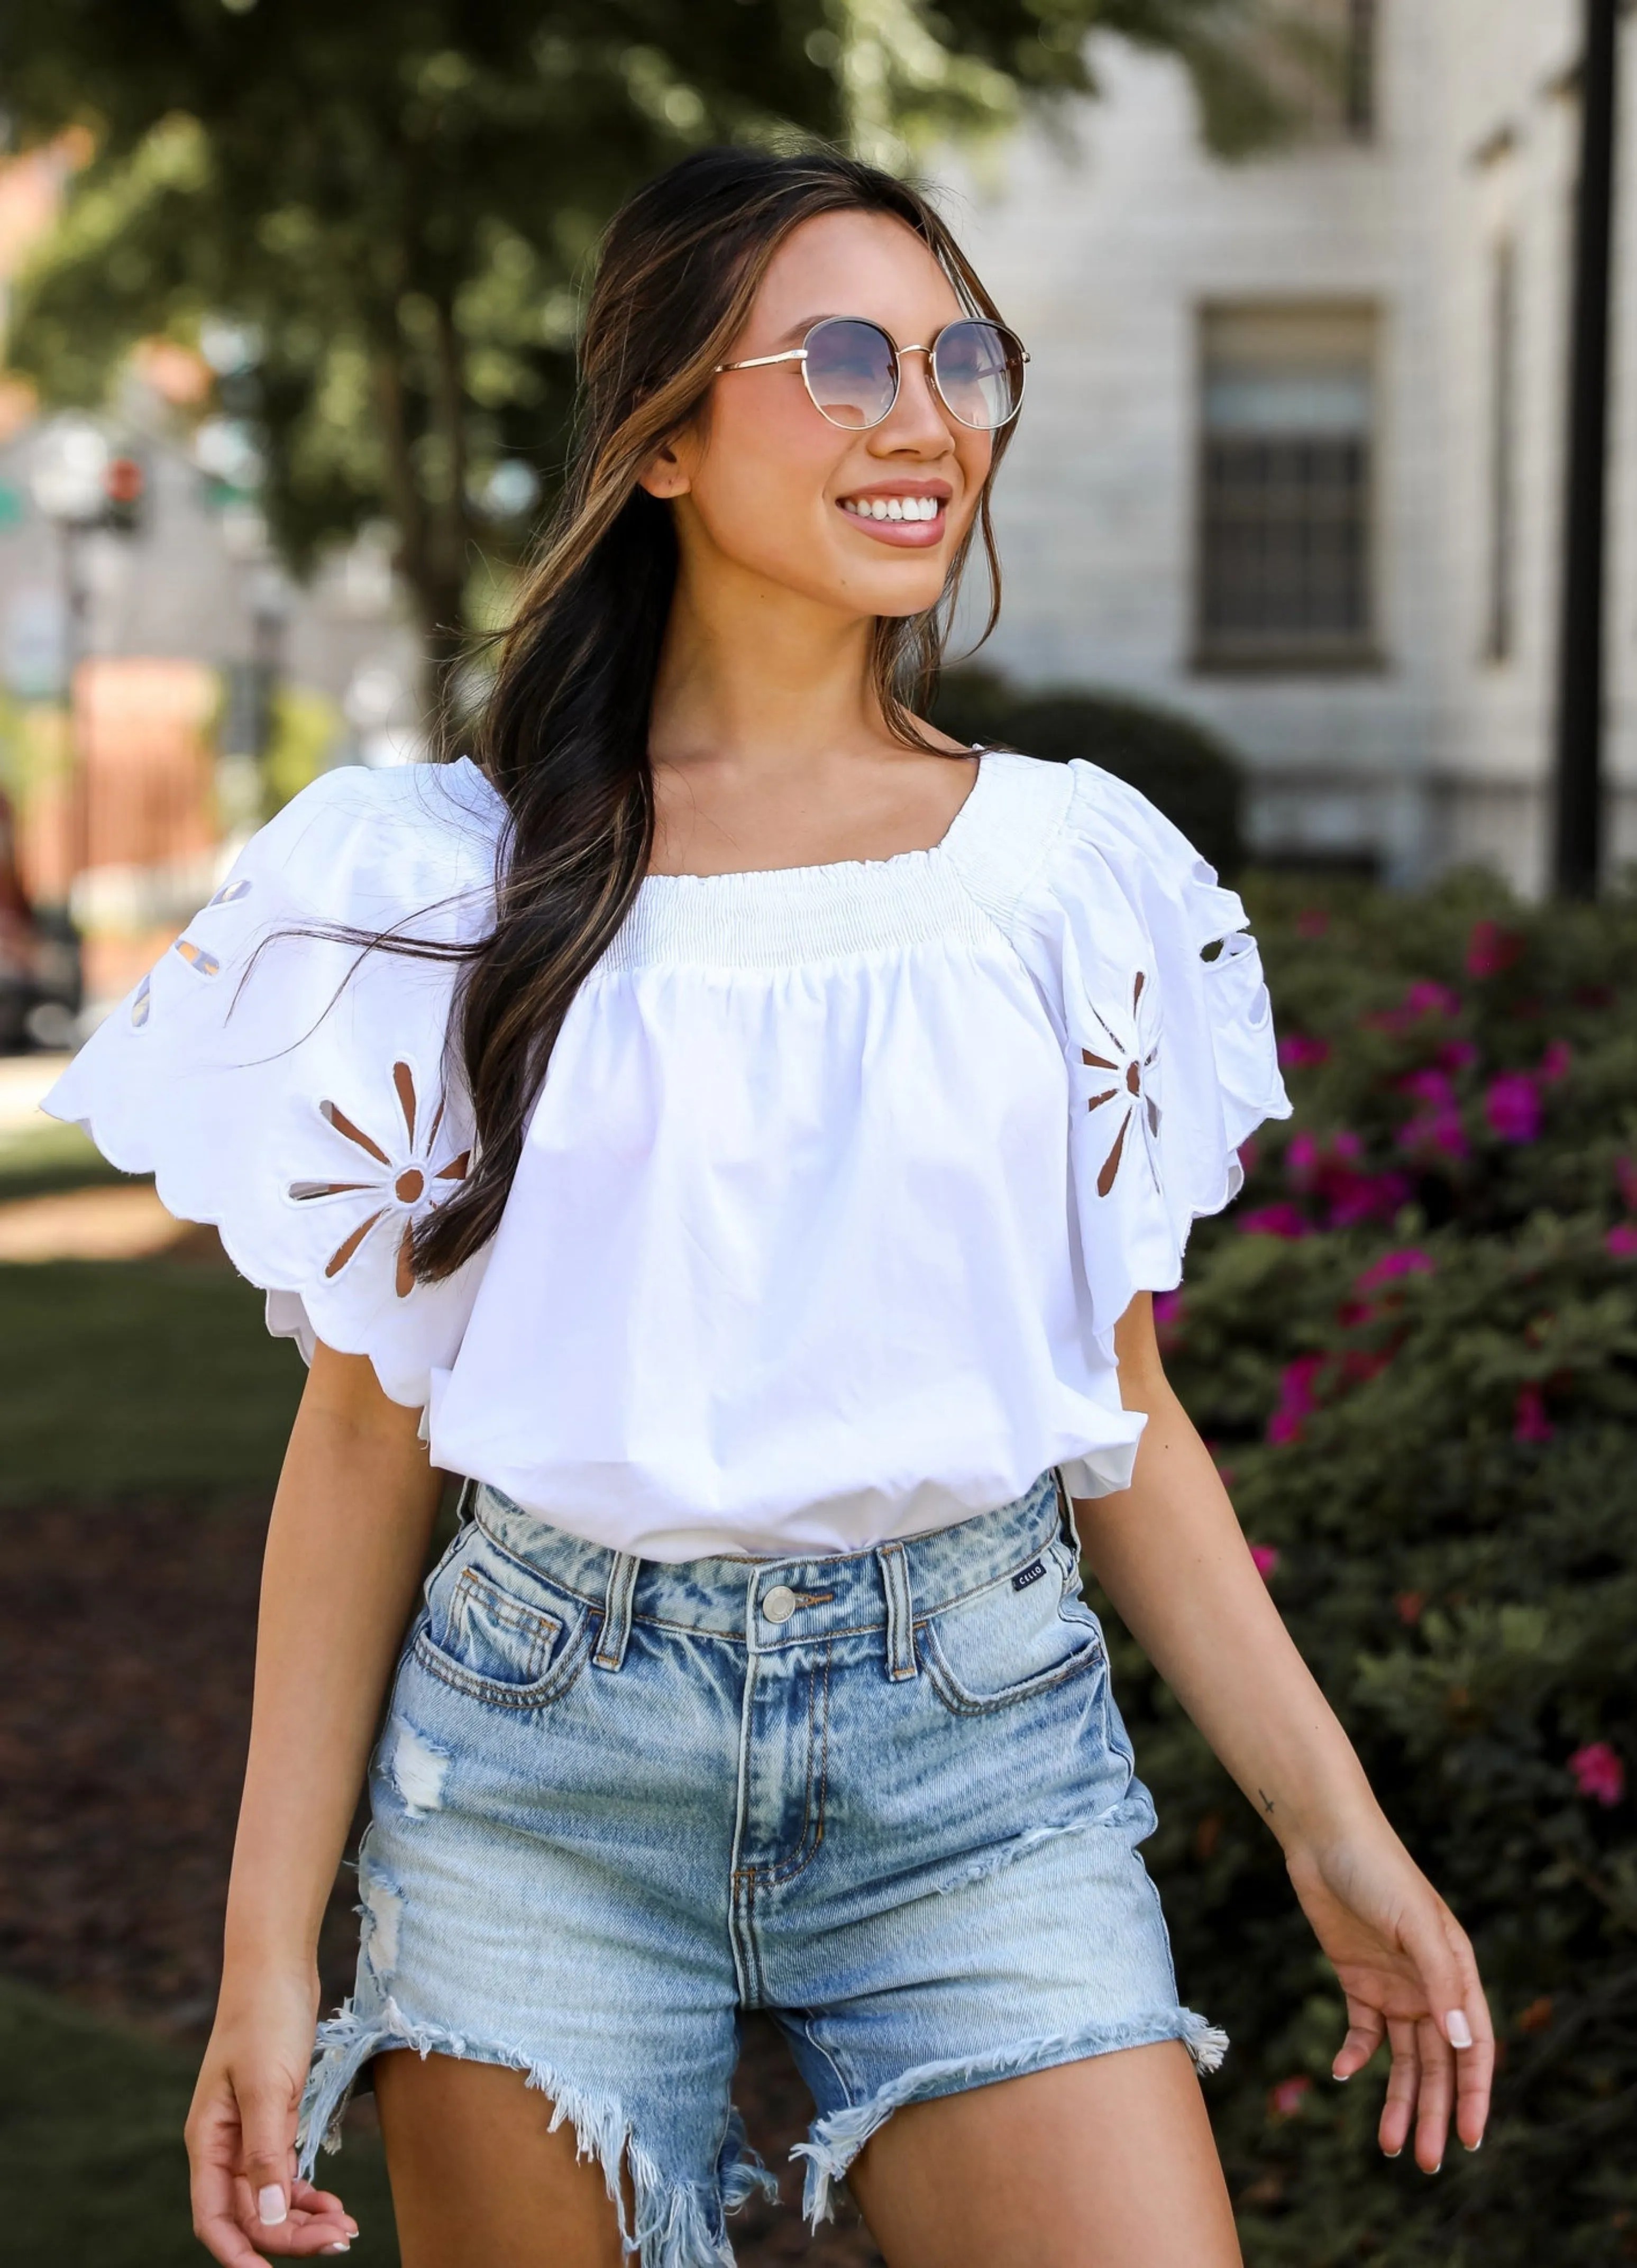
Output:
[593, 1549, 641, 1671]
[452, 1474, 478, 1530]
[1052, 1466, 1080, 1552]
[876, 1541, 918, 1681]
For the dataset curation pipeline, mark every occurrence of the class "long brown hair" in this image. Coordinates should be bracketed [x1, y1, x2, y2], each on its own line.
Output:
[416, 146, 1015, 1281]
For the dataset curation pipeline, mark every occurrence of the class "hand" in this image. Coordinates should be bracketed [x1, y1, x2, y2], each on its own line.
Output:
[186, 1969, 359, 2263]
[1285, 1823, 1493, 2173]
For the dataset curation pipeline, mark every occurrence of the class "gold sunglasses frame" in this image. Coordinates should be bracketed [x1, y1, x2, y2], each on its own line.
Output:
[715, 315, 1030, 433]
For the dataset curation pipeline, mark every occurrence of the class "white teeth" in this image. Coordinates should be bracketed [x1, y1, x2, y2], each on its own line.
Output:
[843, 496, 941, 522]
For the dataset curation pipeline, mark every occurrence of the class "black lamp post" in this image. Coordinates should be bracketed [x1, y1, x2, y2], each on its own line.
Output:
[1550, 0, 1622, 898]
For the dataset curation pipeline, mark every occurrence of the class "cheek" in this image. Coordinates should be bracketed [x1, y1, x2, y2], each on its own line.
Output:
[689, 388, 842, 560]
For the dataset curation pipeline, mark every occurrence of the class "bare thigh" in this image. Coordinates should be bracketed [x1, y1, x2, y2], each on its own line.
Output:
[845, 2041, 1242, 2268]
[374, 2048, 628, 2268]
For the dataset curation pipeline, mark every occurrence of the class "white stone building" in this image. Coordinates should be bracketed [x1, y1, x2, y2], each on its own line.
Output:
[939, 0, 1637, 889]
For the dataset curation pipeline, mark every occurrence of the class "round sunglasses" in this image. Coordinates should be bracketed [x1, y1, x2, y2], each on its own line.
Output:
[716, 315, 1028, 434]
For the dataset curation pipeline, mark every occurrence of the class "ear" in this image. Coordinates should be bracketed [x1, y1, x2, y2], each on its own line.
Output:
[637, 439, 691, 501]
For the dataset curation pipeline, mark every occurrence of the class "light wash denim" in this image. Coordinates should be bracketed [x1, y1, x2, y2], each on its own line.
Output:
[297, 1470, 1224, 2266]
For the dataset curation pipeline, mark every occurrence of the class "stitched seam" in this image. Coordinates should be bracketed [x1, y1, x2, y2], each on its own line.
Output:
[411, 1612, 593, 1710]
[763, 1644, 833, 1887]
[921, 1621, 1105, 1718]
[471, 1512, 1062, 1632]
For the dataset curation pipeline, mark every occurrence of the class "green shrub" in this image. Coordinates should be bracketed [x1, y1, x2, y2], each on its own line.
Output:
[1114, 871, 1637, 2263]
[932, 665, 1246, 874]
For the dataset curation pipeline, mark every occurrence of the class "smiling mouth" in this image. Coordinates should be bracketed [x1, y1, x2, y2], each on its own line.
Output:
[839, 494, 943, 523]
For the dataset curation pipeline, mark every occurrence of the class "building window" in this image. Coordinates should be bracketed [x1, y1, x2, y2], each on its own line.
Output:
[1485, 239, 1517, 662]
[1195, 305, 1380, 672]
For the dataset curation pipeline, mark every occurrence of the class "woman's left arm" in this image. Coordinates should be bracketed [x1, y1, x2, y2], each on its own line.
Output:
[1072, 1293, 1493, 2172]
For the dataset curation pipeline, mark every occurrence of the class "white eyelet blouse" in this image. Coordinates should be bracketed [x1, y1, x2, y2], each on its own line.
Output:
[45, 749, 1288, 1560]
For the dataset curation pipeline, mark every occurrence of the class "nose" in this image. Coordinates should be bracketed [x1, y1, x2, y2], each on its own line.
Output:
[874, 344, 950, 452]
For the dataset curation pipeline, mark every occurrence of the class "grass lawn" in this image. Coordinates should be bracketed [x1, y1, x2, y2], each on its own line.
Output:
[0, 1112, 305, 1501]
[0, 1978, 399, 2267]
[0, 1256, 305, 1501]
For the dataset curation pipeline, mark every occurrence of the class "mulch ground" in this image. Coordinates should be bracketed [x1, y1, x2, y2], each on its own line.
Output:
[0, 1495, 882, 2263]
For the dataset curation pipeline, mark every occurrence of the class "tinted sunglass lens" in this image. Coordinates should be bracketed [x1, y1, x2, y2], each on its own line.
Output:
[803, 319, 898, 429]
[934, 321, 1025, 429]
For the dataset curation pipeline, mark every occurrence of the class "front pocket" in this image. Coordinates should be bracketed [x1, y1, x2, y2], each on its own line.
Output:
[413, 1549, 590, 1709]
[923, 1544, 1106, 1716]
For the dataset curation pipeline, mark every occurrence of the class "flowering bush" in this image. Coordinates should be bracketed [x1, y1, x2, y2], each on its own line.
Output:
[1105, 872, 1637, 2265]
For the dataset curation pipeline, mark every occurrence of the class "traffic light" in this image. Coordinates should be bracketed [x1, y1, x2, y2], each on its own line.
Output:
[103, 453, 146, 535]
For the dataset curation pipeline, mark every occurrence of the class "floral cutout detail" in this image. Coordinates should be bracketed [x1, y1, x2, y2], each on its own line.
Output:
[173, 937, 221, 977]
[1081, 970, 1162, 1198]
[288, 1060, 470, 1298]
[206, 877, 253, 906]
[130, 974, 151, 1028]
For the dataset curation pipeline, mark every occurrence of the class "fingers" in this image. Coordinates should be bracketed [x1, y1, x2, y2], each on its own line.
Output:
[189, 2079, 275, 2268]
[230, 2171, 359, 2257]
[1412, 2013, 1456, 2173]
[1331, 1994, 1384, 2082]
[1378, 2013, 1421, 2161]
[1403, 1901, 1494, 2157]
[237, 2079, 299, 2232]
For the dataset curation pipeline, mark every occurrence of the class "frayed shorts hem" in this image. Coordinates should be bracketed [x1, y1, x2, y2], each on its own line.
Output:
[297, 1994, 777, 2268]
[298, 1993, 1226, 2263]
[795, 2005, 1228, 2225]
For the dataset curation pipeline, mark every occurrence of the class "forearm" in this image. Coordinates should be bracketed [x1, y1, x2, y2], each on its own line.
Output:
[1075, 1302, 1379, 1856]
[222, 1346, 443, 1978]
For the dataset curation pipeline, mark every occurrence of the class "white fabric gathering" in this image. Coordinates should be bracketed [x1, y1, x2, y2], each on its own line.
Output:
[45, 748, 1290, 1561]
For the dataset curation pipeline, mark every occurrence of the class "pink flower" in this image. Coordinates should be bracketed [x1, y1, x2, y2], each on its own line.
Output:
[1249, 1543, 1280, 1579]
[1485, 1072, 1542, 1145]
[1239, 1203, 1312, 1240]
[1268, 1354, 1326, 1444]
[1513, 1383, 1554, 1444]
[1539, 1040, 1572, 1085]
[1328, 1169, 1413, 1228]
[1296, 909, 1329, 940]
[1394, 1590, 1425, 1626]
[1398, 1103, 1470, 1160]
[1438, 1038, 1478, 1072]
[1617, 1156, 1637, 1212]
[1268, 2075, 1311, 2119]
[1466, 919, 1523, 978]
[1278, 1033, 1330, 1069]
[1357, 1248, 1434, 1292]
[1400, 1067, 1456, 1107]
[1152, 1289, 1186, 1346]
[1606, 1224, 1637, 1259]
[1404, 979, 1461, 1020]
[1568, 1742, 1625, 1807]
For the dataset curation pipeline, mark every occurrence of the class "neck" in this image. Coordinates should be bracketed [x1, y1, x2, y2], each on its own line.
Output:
[647, 547, 885, 778]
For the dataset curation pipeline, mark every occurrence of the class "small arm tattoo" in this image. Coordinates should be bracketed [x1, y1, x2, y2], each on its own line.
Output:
[1258, 1787, 1276, 1815]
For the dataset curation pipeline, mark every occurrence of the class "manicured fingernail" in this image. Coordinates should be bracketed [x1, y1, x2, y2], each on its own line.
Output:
[1427, 2160, 1442, 2176]
[1331, 2068, 1350, 2082]
[1385, 2147, 1402, 2159]
[324, 2247, 351, 2257]
[1465, 2135, 1483, 2152]
[1447, 2009, 1474, 2049]
[257, 2184, 288, 2226]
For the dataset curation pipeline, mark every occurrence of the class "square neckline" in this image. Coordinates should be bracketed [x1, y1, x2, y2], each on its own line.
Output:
[638, 747, 989, 893]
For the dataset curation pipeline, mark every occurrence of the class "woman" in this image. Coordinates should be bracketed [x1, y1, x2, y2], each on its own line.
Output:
[50, 148, 1492, 2268]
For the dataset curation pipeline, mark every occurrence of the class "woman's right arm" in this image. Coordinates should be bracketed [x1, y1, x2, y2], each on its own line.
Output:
[187, 1343, 444, 2265]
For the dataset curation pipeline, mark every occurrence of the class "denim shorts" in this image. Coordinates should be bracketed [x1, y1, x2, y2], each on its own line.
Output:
[297, 1469, 1224, 2267]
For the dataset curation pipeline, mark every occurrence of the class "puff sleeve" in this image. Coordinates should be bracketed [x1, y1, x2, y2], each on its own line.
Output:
[1009, 759, 1291, 1357]
[42, 758, 507, 1413]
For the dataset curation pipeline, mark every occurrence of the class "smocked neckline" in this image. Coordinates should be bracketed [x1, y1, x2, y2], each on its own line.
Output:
[638, 749, 989, 897]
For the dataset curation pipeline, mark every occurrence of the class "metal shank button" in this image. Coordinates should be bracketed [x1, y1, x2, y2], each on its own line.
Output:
[761, 1584, 799, 1625]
